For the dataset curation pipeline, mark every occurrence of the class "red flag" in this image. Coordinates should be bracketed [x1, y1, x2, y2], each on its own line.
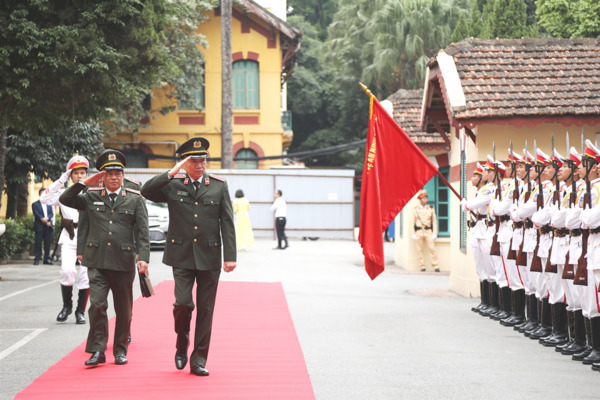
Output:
[359, 94, 438, 280]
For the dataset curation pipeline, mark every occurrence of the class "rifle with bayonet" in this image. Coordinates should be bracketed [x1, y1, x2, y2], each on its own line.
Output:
[563, 133, 577, 279]
[530, 139, 544, 273]
[574, 130, 590, 286]
[516, 141, 531, 267]
[507, 141, 519, 260]
[545, 134, 558, 273]
[490, 142, 502, 256]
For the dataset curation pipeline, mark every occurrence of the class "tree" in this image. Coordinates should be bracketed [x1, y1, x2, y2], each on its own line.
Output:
[221, 0, 233, 168]
[288, 0, 337, 40]
[0, 0, 212, 211]
[4, 123, 105, 218]
[468, 0, 486, 37]
[536, 0, 600, 38]
[489, 0, 528, 38]
[451, 11, 469, 42]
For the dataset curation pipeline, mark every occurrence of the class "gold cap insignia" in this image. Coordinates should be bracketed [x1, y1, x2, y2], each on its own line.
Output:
[193, 141, 201, 148]
[108, 154, 116, 161]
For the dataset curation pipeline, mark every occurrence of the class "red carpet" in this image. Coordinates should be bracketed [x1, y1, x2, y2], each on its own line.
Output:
[16, 281, 315, 399]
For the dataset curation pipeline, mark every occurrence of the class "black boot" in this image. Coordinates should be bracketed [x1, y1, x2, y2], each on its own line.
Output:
[557, 310, 576, 352]
[480, 281, 499, 317]
[529, 298, 552, 339]
[562, 310, 587, 355]
[494, 286, 512, 321]
[515, 294, 535, 331]
[541, 302, 569, 347]
[502, 289, 526, 326]
[523, 297, 542, 335]
[75, 289, 89, 324]
[56, 285, 73, 322]
[573, 317, 593, 361]
[472, 281, 487, 312]
[490, 284, 508, 320]
[582, 317, 600, 364]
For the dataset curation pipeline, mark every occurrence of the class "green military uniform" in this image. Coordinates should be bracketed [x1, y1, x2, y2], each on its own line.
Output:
[60, 181, 149, 358]
[141, 170, 236, 368]
[76, 177, 142, 256]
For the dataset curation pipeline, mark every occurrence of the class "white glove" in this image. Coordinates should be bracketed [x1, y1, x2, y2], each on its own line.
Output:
[411, 234, 417, 240]
[59, 170, 72, 184]
[460, 198, 468, 212]
[432, 235, 437, 240]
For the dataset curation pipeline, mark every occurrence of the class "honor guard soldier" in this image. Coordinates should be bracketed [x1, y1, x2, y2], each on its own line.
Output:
[40, 156, 90, 324]
[558, 148, 587, 355]
[466, 163, 490, 312]
[411, 189, 439, 272]
[141, 137, 237, 377]
[577, 140, 600, 366]
[486, 156, 513, 321]
[461, 159, 496, 316]
[490, 152, 525, 326]
[59, 149, 150, 367]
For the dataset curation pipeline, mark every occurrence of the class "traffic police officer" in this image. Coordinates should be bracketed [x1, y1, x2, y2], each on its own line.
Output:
[411, 189, 439, 272]
[59, 149, 150, 367]
[141, 137, 237, 376]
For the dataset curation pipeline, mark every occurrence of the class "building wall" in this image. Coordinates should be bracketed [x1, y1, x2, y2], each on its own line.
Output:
[109, 7, 289, 169]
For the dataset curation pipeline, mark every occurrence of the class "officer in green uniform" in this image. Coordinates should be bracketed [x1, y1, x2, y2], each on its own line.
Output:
[60, 149, 150, 367]
[141, 137, 237, 376]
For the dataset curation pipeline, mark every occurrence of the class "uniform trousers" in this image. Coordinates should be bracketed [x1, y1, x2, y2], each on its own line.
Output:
[173, 268, 220, 368]
[580, 269, 600, 319]
[86, 267, 135, 356]
[59, 242, 89, 288]
[415, 229, 439, 269]
[545, 265, 567, 305]
[563, 273, 581, 311]
[275, 217, 288, 248]
[473, 238, 495, 282]
[534, 268, 547, 299]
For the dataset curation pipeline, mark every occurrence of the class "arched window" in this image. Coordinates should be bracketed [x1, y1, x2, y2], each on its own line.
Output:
[234, 148, 258, 169]
[233, 60, 259, 109]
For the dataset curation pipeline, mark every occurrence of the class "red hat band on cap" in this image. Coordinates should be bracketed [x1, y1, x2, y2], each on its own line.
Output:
[570, 153, 582, 167]
[584, 147, 600, 163]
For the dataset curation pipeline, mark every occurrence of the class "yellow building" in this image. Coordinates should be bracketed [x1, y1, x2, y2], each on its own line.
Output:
[106, 0, 302, 170]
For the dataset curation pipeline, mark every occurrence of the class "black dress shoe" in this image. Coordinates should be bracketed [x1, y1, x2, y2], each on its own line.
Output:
[175, 353, 188, 370]
[85, 352, 106, 366]
[43, 260, 53, 265]
[33, 260, 40, 265]
[190, 365, 209, 376]
[115, 354, 128, 365]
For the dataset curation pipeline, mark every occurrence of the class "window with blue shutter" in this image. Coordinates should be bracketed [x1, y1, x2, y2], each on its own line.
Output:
[233, 60, 259, 109]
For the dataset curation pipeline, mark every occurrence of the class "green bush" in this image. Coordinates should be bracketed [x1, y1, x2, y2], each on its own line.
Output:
[0, 214, 36, 261]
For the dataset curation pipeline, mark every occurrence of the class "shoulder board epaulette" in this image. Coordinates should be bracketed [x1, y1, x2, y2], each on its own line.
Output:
[209, 174, 226, 182]
[125, 188, 141, 195]
[88, 187, 103, 191]
[125, 177, 140, 184]
[174, 174, 186, 179]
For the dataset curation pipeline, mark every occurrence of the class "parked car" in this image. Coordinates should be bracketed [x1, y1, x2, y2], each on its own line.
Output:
[146, 200, 169, 250]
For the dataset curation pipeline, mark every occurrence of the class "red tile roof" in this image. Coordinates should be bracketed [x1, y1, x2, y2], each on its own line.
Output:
[387, 89, 446, 146]
[438, 37, 600, 120]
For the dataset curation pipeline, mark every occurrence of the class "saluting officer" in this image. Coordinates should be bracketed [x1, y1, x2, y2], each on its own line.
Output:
[141, 137, 237, 377]
[59, 150, 150, 367]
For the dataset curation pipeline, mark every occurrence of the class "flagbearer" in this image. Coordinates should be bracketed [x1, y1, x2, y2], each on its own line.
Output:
[411, 190, 439, 272]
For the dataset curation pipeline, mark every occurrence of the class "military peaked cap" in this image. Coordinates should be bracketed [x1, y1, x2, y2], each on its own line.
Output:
[95, 149, 127, 171]
[176, 137, 210, 159]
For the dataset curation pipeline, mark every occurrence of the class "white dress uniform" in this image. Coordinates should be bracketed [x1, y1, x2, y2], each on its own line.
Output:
[463, 182, 495, 282]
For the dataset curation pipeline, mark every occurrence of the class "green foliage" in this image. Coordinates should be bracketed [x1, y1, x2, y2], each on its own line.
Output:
[451, 12, 470, 42]
[490, 0, 528, 38]
[0, 0, 212, 133]
[536, 0, 600, 38]
[0, 215, 35, 261]
[288, 0, 337, 40]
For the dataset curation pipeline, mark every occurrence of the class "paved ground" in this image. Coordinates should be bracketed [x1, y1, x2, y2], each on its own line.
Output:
[1, 238, 600, 399]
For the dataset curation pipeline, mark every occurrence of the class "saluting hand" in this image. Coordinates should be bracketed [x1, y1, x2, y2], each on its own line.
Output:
[223, 261, 236, 273]
[82, 171, 106, 187]
[137, 260, 149, 274]
[168, 157, 191, 178]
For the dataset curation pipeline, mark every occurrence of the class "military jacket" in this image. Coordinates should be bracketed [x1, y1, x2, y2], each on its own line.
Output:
[60, 182, 150, 271]
[141, 171, 236, 270]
